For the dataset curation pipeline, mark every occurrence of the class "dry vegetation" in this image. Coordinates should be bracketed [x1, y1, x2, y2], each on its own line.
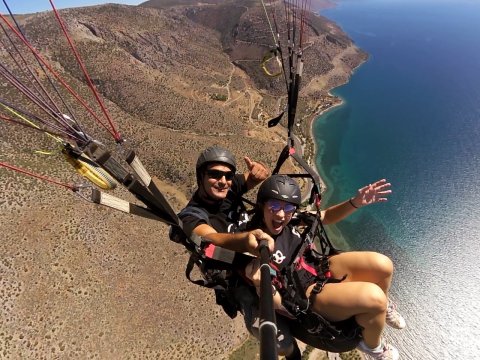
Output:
[1, 1, 366, 358]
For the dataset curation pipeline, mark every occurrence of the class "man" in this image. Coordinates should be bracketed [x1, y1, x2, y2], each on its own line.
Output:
[180, 145, 272, 254]
[172, 145, 272, 318]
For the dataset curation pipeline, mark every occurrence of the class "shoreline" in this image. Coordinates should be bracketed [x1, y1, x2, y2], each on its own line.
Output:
[304, 51, 368, 250]
[307, 53, 368, 200]
[306, 96, 355, 251]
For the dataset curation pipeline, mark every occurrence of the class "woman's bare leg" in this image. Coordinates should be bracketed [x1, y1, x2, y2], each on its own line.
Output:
[328, 251, 393, 294]
[307, 281, 387, 349]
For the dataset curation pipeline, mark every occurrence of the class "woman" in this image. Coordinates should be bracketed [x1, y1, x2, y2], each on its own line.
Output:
[245, 175, 403, 360]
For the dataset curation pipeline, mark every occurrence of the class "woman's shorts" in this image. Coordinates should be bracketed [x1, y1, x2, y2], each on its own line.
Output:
[294, 254, 330, 293]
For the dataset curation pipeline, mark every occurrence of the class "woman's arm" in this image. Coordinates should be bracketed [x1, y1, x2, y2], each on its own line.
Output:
[322, 179, 392, 225]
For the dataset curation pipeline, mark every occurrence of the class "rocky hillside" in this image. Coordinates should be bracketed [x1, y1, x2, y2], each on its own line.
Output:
[0, 1, 365, 358]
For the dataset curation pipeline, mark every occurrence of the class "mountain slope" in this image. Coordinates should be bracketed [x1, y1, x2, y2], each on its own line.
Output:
[0, 2, 365, 358]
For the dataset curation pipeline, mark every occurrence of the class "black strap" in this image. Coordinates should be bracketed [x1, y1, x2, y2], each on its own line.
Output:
[185, 253, 229, 290]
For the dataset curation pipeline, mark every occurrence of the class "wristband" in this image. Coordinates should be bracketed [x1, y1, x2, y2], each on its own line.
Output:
[349, 198, 359, 209]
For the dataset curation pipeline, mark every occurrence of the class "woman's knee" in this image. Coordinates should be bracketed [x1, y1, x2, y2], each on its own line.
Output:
[371, 252, 394, 277]
[361, 283, 388, 313]
[330, 251, 393, 277]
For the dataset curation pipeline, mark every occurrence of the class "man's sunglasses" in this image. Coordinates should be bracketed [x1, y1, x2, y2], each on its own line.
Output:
[206, 169, 235, 181]
[266, 200, 297, 214]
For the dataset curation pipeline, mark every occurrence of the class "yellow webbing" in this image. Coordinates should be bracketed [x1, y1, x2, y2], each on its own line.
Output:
[63, 151, 117, 190]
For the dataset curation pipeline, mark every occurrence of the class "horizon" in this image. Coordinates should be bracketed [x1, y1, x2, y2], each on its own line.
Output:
[1, 1, 143, 15]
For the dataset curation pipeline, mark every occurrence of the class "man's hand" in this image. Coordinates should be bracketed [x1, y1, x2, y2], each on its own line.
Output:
[244, 156, 270, 186]
[246, 229, 274, 256]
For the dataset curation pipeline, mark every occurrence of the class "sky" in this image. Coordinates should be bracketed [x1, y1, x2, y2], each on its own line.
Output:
[1, 1, 144, 14]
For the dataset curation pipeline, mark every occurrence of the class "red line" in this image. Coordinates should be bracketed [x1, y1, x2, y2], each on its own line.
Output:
[0, 12, 118, 140]
[0, 161, 76, 191]
[49, 0, 122, 142]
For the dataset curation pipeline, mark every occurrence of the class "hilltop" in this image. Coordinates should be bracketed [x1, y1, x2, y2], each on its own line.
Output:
[0, 1, 366, 358]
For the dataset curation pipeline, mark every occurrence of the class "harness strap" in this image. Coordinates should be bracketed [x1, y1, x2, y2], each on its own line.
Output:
[308, 274, 347, 310]
[185, 253, 229, 290]
[278, 277, 341, 338]
[278, 254, 350, 337]
[185, 252, 246, 319]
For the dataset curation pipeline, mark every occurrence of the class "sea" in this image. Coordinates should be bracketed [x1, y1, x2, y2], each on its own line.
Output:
[312, 0, 480, 359]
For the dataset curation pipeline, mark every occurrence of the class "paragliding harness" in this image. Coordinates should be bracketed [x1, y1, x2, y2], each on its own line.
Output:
[169, 205, 255, 319]
[78, 142, 250, 319]
[271, 212, 363, 352]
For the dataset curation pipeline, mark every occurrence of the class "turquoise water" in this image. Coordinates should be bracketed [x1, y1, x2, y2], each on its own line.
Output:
[313, 1, 480, 358]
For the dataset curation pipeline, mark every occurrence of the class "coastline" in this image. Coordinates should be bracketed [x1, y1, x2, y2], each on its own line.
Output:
[305, 97, 357, 251]
[282, 3, 480, 359]
[304, 47, 368, 250]
[307, 93, 363, 250]
[307, 99, 353, 251]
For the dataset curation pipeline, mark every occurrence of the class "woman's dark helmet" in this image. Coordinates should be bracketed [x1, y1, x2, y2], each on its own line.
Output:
[256, 174, 301, 206]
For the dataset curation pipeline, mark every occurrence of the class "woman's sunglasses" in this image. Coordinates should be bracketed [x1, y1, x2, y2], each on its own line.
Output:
[206, 169, 235, 181]
[266, 200, 297, 214]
